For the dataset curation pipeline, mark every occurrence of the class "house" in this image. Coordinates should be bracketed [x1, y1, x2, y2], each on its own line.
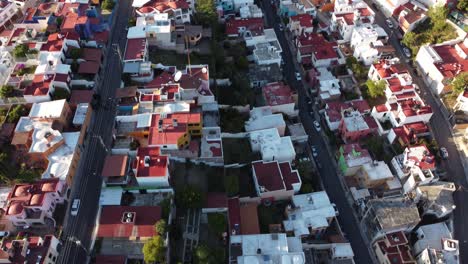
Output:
[330, 0, 375, 42]
[247, 63, 282, 88]
[229, 234, 305, 264]
[200, 127, 223, 163]
[101, 155, 130, 186]
[132, 146, 170, 187]
[252, 160, 302, 201]
[373, 231, 416, 264]
[227, 198, 261, 235]
[288, 14, 314, 37]
[324, 99, 370, 131]
[203, 192, 228, 213]
[338, 109, 378, 142]
[262, 82, 295, 115]
[296, 33, 344, 67]
[350, 25, 388, 65]
[416, 182, 456, 219]
[249, 128, 296, 162]
[372, 98, 433, 128]
[134, 0, 192, 24]
[97, 205, 162, 239]
[0, 1, 20, 33]
[0, 235, 61, 263]
[387, 122, 430, 146]
[316, 67, 341, 101]
[239, 4, 263, 18]
[361, 198, 420, 242]
[29, 99, 72, 127]
[245, 107, 286, 136]
[252, 40, 282, 66]
[372, 0, 408, 17]
[415, 38, 468, 95]
[5, 178, 67, 227]
[232, 0, 254, 11]
[395, 2, 427, 33]
[413, 222, 459, 264]
[355, 161, 395, 189]
[454, 90, 468, 114]
[287, 123, 308, 142]
[283, 192, 337, 238]
[278, 0, 316, 18]
[124, 38, 148, 64]
[338, 143, 372, 176]
[368, 58, 410, 82]
[225, 17, 264, 39]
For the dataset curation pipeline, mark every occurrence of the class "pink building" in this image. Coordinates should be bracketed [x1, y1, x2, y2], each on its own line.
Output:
[5, 178, 67, 227]
[296, 33, 343, 67]
[251, 160, 301, 201]
[132, 147, 170, 187]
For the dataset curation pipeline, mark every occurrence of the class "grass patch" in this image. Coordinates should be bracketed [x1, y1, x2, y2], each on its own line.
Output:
[150, 49, 211, 69]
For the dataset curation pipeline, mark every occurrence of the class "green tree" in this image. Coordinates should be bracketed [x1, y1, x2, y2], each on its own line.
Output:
[154, 219, 167, 236]
[13, 44, 29, 58]
[128, 17, 136, 27]
[402, 31, 417, 47]
[458, 0, 468, 11]
[17, 163, 40, 183]
[452, 72, 468, 94]
[56, 17, 63, 27]
[51, 87, 70, 100]
[365, 80, 386, 98]
[194, 244, 214, 264]
[235, 57, 249, 71]
[0, 85, 14, 98]
[142, 236, 165, 264]
[69, 48, 82, 60]
[159, 197, 171, 220]
[428, 6, 448, 27]
[101, 0, 115, 10]
[300, 182, 314, 194]
[7, 105, 27, 123]
[207, 213, 227, 235]
[195, 0, 216, 26]
[176, 185, 205, 209]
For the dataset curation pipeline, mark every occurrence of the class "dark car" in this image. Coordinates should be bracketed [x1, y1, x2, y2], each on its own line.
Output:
[371, 3, 379, 11]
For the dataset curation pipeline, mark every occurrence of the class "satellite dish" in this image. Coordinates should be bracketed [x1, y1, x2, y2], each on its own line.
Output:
[201, 67, 207, 74]
[174, 71, 182, 82]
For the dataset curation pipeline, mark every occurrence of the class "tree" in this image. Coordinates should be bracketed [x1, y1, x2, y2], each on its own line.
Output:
[402, 31, 417, 48]
[458, 0, 468, 12]
[142, 236, 165, 264]
[154, 219, 167, 236]
[207, 213, 227, 235]
[101, 0, 115, 10]
[159, 198, 171, 220]
[175, 185, 204, 209]
[195, 0, 216, 26]
[300, 182, 314, 194]
[13, 44, 29, 58]
[128, 17, 136, 27]
[452, 72, 468, 94]
[194, 244, 213, 264]
[365, 80, 386, 98]
[69, 48, 82, 60]
[56, 17, 63, 27]
[235, 57, 249, 71]
[51, 87, 70, 100]
[0, 85, 14, 98]
[7, 105, 27, 123]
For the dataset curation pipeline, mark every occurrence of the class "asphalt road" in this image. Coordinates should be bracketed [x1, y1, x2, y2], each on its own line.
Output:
[57, 0, 132, 263]
[261, 2, 375, 263]
[368, 6, 468, 261]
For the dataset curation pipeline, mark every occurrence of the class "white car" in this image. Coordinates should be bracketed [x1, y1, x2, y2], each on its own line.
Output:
[311, 146, 318, 157]
[71, 199, 80, 216]
[403, 47, 411, 58]
[385, 19, 394, 28]
[440, 147, 449, 160]
[279, 24, 284, 31]
[295, 72, 302, 81]
[313, 120, 321, 132]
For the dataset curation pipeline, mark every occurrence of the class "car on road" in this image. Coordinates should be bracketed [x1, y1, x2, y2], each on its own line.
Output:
[414, 84, 420, 93]
[279, 24, 284, 31]
[371, 3, 379, 11]
[385, 19, 394, 29]
[295, 72, 301, 80]
[71, 199, 80, 216]
[311, 146, 318, 157]
[313, 120, 321, 132]
[403, 47, 411, 58]
[440, 147, 449, 160]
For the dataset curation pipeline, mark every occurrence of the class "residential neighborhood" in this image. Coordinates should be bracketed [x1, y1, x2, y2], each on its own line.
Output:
[0, 0, 465, 262]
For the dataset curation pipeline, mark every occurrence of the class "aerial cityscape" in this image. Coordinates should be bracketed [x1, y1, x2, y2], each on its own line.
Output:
[0, 0, 465, 262]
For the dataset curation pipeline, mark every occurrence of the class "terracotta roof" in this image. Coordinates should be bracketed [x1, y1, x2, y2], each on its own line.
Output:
[432, 44, 468, 79]
[239, 203, 260, 234]
[23, 74, 51, 96]
[279, 162, 300, 191]
[102, 155, 128, 177]
[262, 82, 294, 106]
[227, 197, 241, 234]
[97, 206, 162, 238]
[133, 147, 168, 178]
[148, 112, 201, 146]
[124, 38, 146, 60]
[82, 48, 103, 61]
[115, 86, 138, 98]
[290, 14, 313, 28]
[78, 61, 100, 74]
[225, 18, 264, 36]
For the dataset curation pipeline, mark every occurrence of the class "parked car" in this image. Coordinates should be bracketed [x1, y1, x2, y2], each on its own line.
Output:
[440, 147, 449, 160]
[311, 146, 318, 157]
[371, 3, 379, 11]
[279, 24, 284, 31]
[385, 19, 394, 29]
[403, 47, 412, 58]
[313, 120, 321, 132]
[71, 199, 80, 216]
[414, 84, 420, 94]
[295, 72, 301, 80]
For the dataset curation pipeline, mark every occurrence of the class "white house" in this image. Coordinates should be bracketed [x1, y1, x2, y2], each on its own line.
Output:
[245, 106, 286, 136]
[413, 222, 459, 264]
[330, 0, 374, 42]
[249, 128, 296, 162]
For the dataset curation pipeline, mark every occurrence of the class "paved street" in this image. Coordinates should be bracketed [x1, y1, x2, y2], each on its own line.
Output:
[261, 2, 375, 263]
[57, 0, 132, 263]
[367, 5, 468, 262]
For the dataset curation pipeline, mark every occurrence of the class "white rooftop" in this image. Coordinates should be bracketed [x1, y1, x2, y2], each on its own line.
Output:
[15, 117, 34, 132]
[231, 233, 305, 264]
[29, 99, 66, 119]
[153, 101, 190, 114]
[35, 51, 62, 75]
[42, 131, 79, 180]
[353, 25, 379, 40]
[414, 222, 453, 254]
[72, 103, 88, 126]
[362, 161, 393, 181]
[343, 111, 369, 132]
[30, 123, 63, 153]
[132, 0, 151, 7]
[332, 243, 355, 258]
[99, 187, 124, 206]
[249, 128, 295, 162]
[115, 113, 153, 128]
[245, 107, 285, 133]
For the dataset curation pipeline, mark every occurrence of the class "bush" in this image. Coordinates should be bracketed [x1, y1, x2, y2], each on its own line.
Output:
[207, 213, 227, 235]
[300, 182, 314, 194]
[13, 44, 29, 58]
[0, 85, 14, 98]
[51, 87, 70, 101]
[142, 236, 165, 264]
[101, 0, 115, 10]
[175, 185, 204, 209]
[365, 80, 386, 98]
[7, 105, 27, 123]
[154, 219, 167, 236]
[159, 198, 171, 220]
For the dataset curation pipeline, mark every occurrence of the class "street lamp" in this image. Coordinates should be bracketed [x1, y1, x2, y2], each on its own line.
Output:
[68, 236, 89, 256]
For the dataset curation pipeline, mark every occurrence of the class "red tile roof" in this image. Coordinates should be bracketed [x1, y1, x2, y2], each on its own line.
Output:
[148, 112, 201, 146]
[262, 82, 294, 106]
[124, 38, 147, 61]
[432, 44, 468, 79]
[290, 14, 313, 28]
[335, 13, 354, 25]
[399, 99, 432, 117]
[138, 0, 190, 14]
[82, 48, 103, 61]
[225, 18, 264, 36]
[240, 203, 260, 234]
[204, 192, 228, 209]
[375, 104, 389, 112]
[228, 197, 241, 235]
[252, 161, 285, 192]
[24, 74, 52, 96]
[102, 155, 128, 177]
[298, 33, 338, 60]
[373, 60, 408, 79]
[405, 145, 435, 170]
[97, 206, 162, 238]
[133, 147, 168, 178]
[78, 61, 100, 74]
